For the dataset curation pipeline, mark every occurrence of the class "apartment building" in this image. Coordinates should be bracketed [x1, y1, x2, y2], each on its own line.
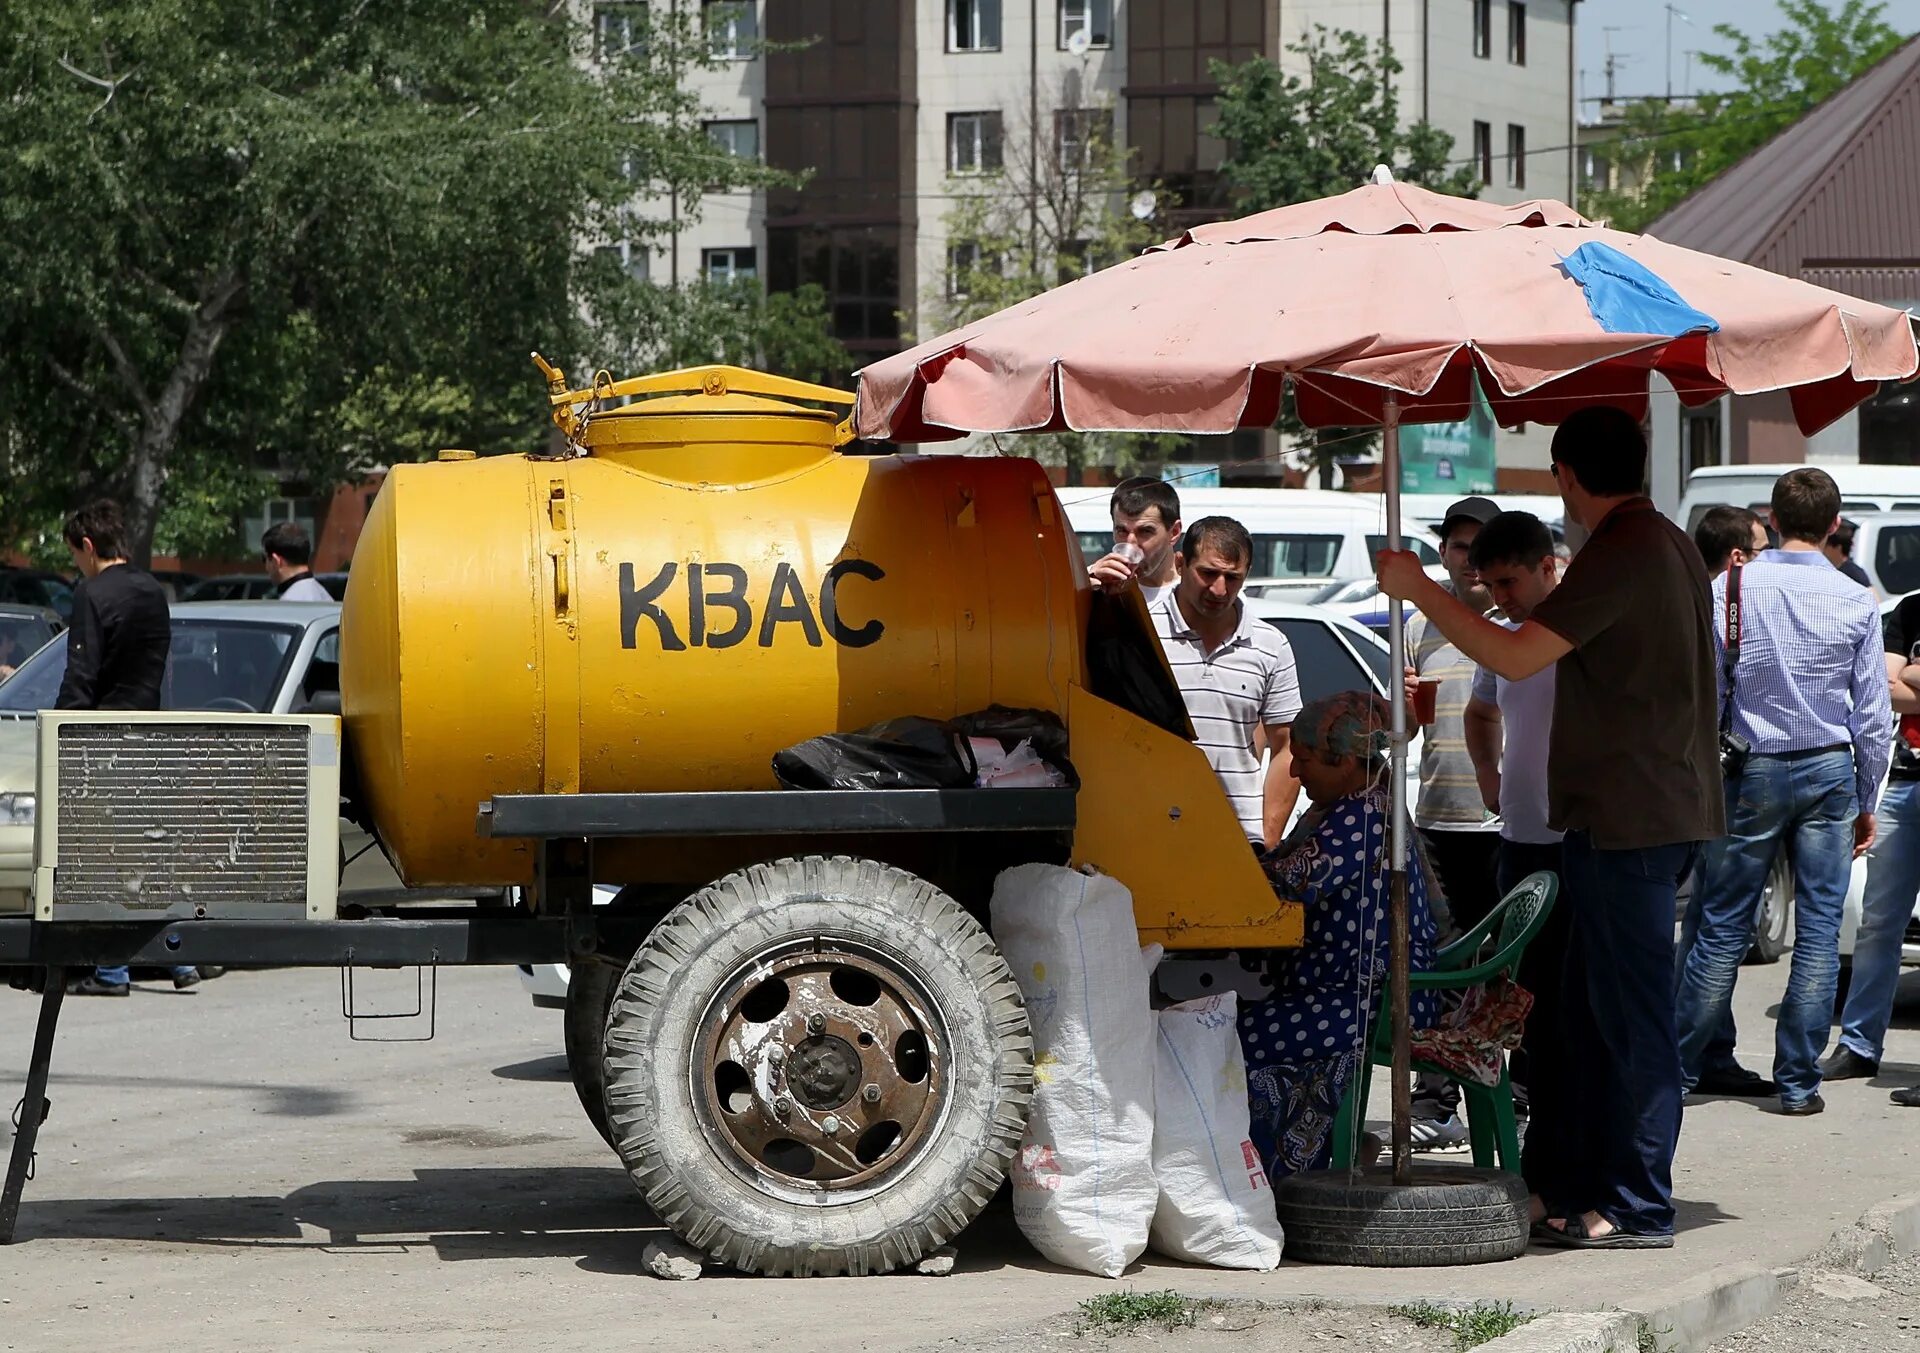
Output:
[622, 1, 1577, 479]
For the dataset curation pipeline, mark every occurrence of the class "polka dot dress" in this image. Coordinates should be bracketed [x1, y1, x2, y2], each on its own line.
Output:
[1237, 783, 1439, 1178]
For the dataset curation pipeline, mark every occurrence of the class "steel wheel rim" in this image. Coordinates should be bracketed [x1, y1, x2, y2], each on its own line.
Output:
[692, 936, 951, 1203]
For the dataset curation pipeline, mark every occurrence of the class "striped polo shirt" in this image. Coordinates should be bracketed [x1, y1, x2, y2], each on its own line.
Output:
[1150, 590, 1304, 843]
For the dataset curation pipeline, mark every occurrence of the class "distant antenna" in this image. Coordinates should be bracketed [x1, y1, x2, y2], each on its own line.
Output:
[1129, 190, 1156, 220]
[1066, 28, 1091, 58]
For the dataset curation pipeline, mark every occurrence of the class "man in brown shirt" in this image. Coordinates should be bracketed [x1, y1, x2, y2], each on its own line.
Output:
[1377, 405, 1721, 1250]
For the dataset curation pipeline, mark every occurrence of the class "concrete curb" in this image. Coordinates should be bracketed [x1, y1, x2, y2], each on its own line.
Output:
[1474, 1192, 1920, 1353]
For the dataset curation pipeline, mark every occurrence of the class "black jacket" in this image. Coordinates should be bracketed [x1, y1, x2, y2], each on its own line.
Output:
[56, 564, 171, 711]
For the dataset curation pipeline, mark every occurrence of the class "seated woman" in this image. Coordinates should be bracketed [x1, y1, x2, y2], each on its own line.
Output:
[1238, 689, 1438, 1179]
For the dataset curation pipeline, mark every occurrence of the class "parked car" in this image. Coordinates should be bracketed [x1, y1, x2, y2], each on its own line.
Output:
[0, 605, 62, 679]
[0, 567, 75, 620]
[1680, 463, 1920, 533]
[147, 569, 203, 601]
[0, 600, 435, 908]
[181, 572, 349, 602]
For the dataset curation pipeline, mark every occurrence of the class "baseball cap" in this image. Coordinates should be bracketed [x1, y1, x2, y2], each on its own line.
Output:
[1432, 496, 1501, 538]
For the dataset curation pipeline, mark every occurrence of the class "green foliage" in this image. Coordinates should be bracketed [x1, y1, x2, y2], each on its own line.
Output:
[1580, 1, 1906, 231]
[919, 88, 1182, 477]
[1211, 28, 1482, 214]
[1392, 1300, 1536, 1350]
[0, 0, 826, 562]
[583, 274, 849, 388]
[1076, 1290, 1200, 1333]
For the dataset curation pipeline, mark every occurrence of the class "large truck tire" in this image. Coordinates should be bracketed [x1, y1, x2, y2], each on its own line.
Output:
[603, 855, 1032, 1276]
[1277, 1164, 1529, 1267]
[563, 956, 620, 1148]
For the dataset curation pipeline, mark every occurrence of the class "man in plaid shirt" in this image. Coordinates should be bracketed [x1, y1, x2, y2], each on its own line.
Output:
[1674, 468, 1892, 1116]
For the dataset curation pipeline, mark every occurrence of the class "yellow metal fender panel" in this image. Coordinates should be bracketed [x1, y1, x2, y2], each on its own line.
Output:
[1068, 684, 1304, 951]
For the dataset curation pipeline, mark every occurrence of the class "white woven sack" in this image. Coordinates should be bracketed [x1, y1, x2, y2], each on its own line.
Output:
[990, 864, 1156, 1278]
[1148, 993, 1283, 1269]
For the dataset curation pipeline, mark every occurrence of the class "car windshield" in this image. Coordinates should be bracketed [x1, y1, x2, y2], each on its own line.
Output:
[0, 619, 306, 714]
[0, 614, 55, 671]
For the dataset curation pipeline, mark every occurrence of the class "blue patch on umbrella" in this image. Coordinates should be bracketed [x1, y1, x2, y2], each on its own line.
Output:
[1561, 241, 1720, 337]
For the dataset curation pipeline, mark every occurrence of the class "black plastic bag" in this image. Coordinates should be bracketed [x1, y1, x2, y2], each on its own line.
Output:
[772, 716, 978, 791]
[952, 705, 1077, 786]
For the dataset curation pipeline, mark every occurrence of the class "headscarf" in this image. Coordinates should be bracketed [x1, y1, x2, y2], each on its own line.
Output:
[1289, 689, 1392, 764]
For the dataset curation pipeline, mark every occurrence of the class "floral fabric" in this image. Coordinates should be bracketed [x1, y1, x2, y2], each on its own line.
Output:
[1238, 781, 1439, 1178]
[1410, 977, 1534, 1088]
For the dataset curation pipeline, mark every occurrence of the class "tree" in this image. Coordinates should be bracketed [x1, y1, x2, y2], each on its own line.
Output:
[1581, 1, 1906, 231]
[1211, 28, 1481, 214]
[918, 84, 1181, 480]
[582, 274, 848, 390]
[0, 0, 825, 563]
[1211, 28, 1481, 485]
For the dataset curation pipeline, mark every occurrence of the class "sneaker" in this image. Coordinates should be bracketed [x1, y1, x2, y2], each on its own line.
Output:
[68, 975, 130, 997]
[173, 970, 202, 991]
[1408, 1113, 1469, 1152]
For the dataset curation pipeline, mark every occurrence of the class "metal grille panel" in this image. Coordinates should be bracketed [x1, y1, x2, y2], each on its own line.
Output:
[54, 722, 311, 918]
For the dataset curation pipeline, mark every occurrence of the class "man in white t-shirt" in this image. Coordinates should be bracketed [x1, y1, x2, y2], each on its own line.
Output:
[1460, 512, 1566, 1204]
[1149, 516, 1303, 847]
[1087, 476, 1183, 609]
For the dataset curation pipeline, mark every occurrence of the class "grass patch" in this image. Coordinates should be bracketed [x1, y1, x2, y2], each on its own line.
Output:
[1392, 1301, 1535, 1349]
[1077, 1290, 1200, 1334]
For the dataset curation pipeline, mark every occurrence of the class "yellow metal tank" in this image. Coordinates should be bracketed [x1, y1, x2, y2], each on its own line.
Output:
[341, 366, 1086, 887]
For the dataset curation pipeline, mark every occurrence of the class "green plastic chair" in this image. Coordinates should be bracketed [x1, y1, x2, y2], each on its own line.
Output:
[1328, 870, 1560, 1173]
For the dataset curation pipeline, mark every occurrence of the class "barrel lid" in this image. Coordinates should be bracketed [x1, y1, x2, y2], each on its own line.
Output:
[533, 359, 855, 451]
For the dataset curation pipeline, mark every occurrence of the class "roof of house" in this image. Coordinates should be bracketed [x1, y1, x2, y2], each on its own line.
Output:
[1646, 35, 1920, 267]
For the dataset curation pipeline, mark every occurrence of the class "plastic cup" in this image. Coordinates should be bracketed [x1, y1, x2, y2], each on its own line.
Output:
[1411, 676, 1442, 727]
[1112, 542, 1146, 569]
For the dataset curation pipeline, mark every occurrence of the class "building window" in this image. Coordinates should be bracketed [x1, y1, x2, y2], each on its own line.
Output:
[705, 119, 759, 160]
[1472, 0, 1491, 59]
[948, 0, 1002, 52]
[1580, 146, 1612, 191]
[1055, 107, 1113, 173]
[768, 227, 902, 346]
[595, 240, 650, 282]
[1056, 238, 1112, 284]
[948, 111, 1004, 174]
[1059, 0, 1113, 50]
[703, 247, 757, 284]
[1507, 2, 1526, 64]
[594, 3, 647, 62]
[948, 241, 998, 299]
[1473, 120, 1492, 185]
[1507, 124, 1526, 188]
[703, 1, 757, 60]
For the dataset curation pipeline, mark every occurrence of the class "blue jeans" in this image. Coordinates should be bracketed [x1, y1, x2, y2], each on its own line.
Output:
[1545, 832, 1698, 1236]
[94, 965, 198, 986]
[1837, 777, 1920, 1063]
[1674, 874, 1744, 1077]
[1676, 750, 1857, 1105]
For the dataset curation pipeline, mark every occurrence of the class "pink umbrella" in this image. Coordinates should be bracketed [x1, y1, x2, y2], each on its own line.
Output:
[855, 171, 1920, 1190]
[858, 176, 1918, 442]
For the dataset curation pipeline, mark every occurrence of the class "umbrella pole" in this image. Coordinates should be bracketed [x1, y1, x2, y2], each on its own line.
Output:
[1381, 392, 1414, 1187]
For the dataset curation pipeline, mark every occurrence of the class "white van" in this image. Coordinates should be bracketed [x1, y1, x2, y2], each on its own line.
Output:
[1679, 464, 1920, 529]
[1061, 487, 1563, 600]
[1678, 465, 1920, 595]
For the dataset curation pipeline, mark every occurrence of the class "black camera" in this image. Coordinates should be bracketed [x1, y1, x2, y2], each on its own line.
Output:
[1719, 729, 1751, 780]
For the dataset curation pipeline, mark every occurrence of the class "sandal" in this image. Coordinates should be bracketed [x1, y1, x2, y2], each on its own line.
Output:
[1534, 1214, 1673, 1251]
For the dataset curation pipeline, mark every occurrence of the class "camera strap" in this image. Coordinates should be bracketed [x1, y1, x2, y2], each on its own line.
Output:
[1720, 561, 1742, 735]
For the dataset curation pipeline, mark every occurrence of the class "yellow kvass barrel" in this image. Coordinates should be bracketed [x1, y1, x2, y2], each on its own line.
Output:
[340, 366, 1087, 887]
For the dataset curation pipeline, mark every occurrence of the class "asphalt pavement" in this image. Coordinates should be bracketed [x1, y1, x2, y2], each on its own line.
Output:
[4, 959, 1920, 1353]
